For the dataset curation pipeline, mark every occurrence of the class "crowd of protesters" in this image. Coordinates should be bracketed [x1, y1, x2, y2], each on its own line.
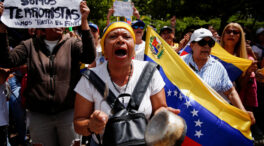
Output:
[1, 1, 264, 146]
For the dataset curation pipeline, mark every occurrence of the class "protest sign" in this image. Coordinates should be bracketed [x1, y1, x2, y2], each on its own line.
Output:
[1, 0, 82, 28]
[113, 1, 133, 18]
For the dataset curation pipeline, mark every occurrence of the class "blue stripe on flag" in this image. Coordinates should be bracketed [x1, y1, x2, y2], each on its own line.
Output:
[145, 55, 253, 146]
[211, 56, 243, 82]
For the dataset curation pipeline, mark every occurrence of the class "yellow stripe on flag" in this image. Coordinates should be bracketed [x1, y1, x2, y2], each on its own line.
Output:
[144, 26, 252, 140]
[211, 43, 252, 72]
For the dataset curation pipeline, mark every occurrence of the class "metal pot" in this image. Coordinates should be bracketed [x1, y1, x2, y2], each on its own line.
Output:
[145, 109, 187, 146]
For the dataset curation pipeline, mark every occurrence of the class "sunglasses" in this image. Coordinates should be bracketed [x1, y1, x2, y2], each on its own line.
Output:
[132, 25, 144, 30]
[225, 29, 240, 35]
[196, 39, 215, 48]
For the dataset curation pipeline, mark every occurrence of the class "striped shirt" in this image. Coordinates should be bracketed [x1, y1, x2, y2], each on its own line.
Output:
[181, 54, 233, 93]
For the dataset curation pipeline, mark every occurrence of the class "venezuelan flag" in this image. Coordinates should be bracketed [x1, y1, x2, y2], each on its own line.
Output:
[180, 43, 252, 81]
[144, 26, 253, 146]
[125, 17, 132, 25]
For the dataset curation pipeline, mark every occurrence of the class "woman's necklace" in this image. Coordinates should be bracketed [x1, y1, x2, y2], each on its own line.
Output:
[107, 64, 132, 104]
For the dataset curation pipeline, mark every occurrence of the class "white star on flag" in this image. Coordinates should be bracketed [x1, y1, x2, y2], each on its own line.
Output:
[178, 93, 183, 100]
[191, 109, 199, 117]
[167, 89, 172, 96]
[184, 100, 192, 108]
[195, 130, 203, 138]
[194, 119, 203, 127]
[174, 90, 178, 96]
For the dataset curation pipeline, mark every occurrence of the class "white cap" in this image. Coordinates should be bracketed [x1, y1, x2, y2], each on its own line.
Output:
[189, 28, 214, 43]
[256, 27, 264, 35]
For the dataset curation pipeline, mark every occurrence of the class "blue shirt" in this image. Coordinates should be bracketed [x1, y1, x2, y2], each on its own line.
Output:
[181, 54, 233, 93]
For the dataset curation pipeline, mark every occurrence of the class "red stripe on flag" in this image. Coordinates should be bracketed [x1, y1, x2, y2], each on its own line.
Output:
[182, 136, 201, 146]
[180, 51, 189, 56]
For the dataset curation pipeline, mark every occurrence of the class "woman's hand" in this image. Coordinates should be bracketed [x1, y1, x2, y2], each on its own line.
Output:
[88, 110, 109, 134]
[80, 1, 90, 20]
[0, 2, 4, 16]
[80, 1, 90, 30]
[246, 61, 258, 76]
[107, 7, 114, 19]
[247, 111, 256, 125]
[106, 7, 114, 25]
[133, 6, 140, 19]
[154, 106, 180, 115]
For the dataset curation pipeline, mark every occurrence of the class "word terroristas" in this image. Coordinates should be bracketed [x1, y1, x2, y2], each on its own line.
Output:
[5, 7, 80, 20]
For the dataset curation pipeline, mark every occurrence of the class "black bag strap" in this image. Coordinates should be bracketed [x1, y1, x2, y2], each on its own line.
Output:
[127, 62, 158, 111]
[82, 70, 125, 112]
[82, 61, 157, 112]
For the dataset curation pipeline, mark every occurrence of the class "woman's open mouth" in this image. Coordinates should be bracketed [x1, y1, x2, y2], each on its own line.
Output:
[115, 49, 128, 57]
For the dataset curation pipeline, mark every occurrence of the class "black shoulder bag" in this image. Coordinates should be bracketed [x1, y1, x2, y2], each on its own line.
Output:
[82, 62, 157, 146]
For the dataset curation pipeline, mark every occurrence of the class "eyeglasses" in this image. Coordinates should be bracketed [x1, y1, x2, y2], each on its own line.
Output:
[132, 25, 144, 30]
[196, 39, 215, 48]
[225, 29, 240, 35]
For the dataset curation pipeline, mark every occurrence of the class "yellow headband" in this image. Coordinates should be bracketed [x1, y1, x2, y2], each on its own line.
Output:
[100, 22, 136, 55]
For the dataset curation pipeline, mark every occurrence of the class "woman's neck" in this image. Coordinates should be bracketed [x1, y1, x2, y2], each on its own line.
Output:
[108, 63, 133, 86]
[136, 38, 142, 44]
[95, 41, 100, 48]
[224, 44, 235, 55]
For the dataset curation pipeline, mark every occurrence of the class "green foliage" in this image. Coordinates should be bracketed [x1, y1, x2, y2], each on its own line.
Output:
[84, 0, 263, 41]
[86, 0, 112, 29]
[141, 16, 220, 41]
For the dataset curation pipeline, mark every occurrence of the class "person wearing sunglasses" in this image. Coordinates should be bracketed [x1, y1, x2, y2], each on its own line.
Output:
[181, 28, 255, 125]
[131, 19, 146, 61]
[221, 23, 263, 143]
[160, 26, 179, 53]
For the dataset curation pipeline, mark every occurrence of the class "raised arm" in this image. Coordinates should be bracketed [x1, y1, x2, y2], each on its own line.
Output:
[79, 1, 96, 63]
[0, 2, 27, 68]
[133, 6, 140, 20]
[106, 7, 114, 26]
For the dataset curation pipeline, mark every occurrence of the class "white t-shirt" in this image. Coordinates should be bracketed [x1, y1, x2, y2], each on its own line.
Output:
[95, 46, 106, 66]
[74, 60, 165, 119]
[44, 40, 59, 53]
[134, 41, 146, 61]
[0, 83, 9, 126]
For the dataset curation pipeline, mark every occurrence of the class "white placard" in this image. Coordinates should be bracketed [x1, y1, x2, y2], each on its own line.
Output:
[1, 0, 82, 28]
[113, 1, 133, 18]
